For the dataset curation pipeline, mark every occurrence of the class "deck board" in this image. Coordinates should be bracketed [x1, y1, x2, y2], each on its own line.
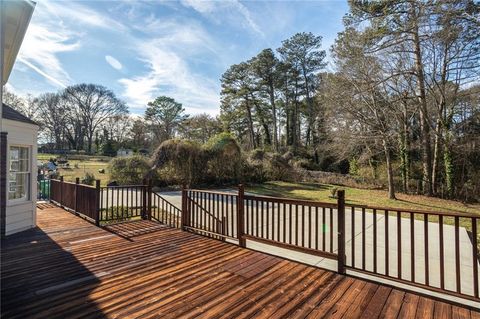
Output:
[1, 205, 479, 318]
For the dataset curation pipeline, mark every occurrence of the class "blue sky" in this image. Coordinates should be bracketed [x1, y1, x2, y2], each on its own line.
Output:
[7, 0, 349, 115]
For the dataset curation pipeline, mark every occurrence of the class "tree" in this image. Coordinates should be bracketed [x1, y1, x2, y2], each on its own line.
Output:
[346, 0, 480, 197]
[251, 49, 280, 151]
[220, 62, 258, 149]
[328, 28, 399, 199]
[102, 114, 132, 147]
[2, 89, 38, 121]
[145, 96, 188, 143]
[278, 32, 327, 156]
[63, 83, 128, 153]
[35, 93, 68, 149]
[129, 118, 150, 150]
[180, 113, 222, 144]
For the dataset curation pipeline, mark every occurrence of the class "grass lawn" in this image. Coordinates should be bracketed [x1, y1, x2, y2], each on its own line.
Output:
[38, 154, 111, 186]
[247, 181, 480, 215]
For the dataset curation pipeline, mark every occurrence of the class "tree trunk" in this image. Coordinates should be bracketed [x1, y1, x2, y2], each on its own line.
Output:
[244, 97, 256, 149]
[399, 103, 410, 193]
[413, 16, 433, 196]
[444, 132, 454, 198]
[269, 83, 278, 152]
[383, 139, 396, 200]
[432, 118, 442, 195]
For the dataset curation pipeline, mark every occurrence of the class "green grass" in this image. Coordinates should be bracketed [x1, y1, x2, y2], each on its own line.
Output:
[247, 181, 480, 250]
[247, 181, 480, 215]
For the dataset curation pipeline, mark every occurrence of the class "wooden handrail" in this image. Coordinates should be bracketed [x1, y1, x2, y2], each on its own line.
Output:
[244, 194, 337, 209]
[345, 203, 478, 219]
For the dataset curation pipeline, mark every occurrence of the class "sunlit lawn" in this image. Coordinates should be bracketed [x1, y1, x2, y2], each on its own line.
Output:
[38, 154, 111, 186]
[247, 181, 480, 215]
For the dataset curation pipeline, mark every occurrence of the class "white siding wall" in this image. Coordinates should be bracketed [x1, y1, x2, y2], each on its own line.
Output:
[3, 118, 38, 235]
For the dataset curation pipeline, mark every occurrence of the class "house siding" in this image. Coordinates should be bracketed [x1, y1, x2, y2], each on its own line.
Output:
[1, 132, 7, 237]
[3, 118, 38, 235]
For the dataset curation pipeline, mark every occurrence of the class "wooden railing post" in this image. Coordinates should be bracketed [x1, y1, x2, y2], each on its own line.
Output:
[147, 179, 153, 220]
[181, 185, 187, 231]
[74, 177, 80, 213]
[95, 180, 101, 226]
[337, 189, 346, 274]
[237, 184, 246, 247]
[141, 178, 147, 219]
[59, 176, 64, 207]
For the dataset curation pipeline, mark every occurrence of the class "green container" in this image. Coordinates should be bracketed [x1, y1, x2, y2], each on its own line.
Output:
[38, 180, 50, 199]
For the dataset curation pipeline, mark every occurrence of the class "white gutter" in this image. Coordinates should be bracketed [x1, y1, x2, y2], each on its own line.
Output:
[1, 0, 5, 132]
[0, 0, 36, 132]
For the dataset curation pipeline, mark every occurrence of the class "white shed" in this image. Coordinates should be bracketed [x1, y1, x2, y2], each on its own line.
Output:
[1, 104, 38, 235]
[117, 148, 134, 157]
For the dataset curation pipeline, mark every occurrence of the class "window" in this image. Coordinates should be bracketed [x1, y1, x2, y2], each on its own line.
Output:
[8, 146, 30, 201]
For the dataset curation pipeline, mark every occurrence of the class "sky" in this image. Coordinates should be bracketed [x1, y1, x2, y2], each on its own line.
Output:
[7, 0, 349, 116]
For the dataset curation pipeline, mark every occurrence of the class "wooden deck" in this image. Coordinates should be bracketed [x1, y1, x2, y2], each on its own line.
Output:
[1, 205, 479, 318]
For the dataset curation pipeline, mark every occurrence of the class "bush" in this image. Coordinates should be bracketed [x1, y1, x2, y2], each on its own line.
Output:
[151, 139, 204, 186]
[244, 151, 295, 183]
[204, 133, 242, 183]
[81, 172, 96, 185]
[109, 156, 152, 185]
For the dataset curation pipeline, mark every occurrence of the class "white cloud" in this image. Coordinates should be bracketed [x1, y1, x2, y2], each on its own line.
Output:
[40, 0, 127, 32]
[105, 55, 123, 70]
[180, 0, 264, 37]
[18, 23, 80, 88]
[14, 0, 130, 89]
[118, 16, 221, 116]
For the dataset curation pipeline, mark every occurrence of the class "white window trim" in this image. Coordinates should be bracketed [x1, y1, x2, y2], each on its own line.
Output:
[7, 144, 32, 205]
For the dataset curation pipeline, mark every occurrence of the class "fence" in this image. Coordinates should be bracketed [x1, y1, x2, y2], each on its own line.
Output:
[50, 177, 100, 223]
[50, 177, 179, 227]
[182, 185, 479, 302]
[343, 203, 479, 300]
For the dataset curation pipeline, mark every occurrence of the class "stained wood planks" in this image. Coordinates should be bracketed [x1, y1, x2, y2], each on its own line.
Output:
[1, 205, 478, 319]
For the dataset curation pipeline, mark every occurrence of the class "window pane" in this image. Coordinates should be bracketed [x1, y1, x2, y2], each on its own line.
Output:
[19, 159, 29, 172]
[8, 172, 29, 200]
[10, 147, 19, 160]
[10, 160, 19, 172]
[8, 146, 30, 201]
[19, 147, 29, 160]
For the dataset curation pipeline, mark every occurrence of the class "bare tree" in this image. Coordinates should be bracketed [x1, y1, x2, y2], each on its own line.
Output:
[63, 84, 128, 153]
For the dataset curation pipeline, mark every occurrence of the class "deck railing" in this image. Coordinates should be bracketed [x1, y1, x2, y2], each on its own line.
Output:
[344, 204, 479, 300]
[47, 178, 479, 302]
[50, 177, 180, 227]
[152, 192, 181, 228]
[182, 186, 479, 302]
[50, 177, 100, 223]
[183, 189, 237, 241]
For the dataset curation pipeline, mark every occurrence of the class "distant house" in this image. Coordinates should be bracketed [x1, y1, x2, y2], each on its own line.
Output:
[117, 148, 133, 157]
[1, 0, 36, 236]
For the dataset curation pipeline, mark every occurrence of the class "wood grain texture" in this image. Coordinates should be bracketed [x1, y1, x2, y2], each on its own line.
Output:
[1, 205, 478, 318]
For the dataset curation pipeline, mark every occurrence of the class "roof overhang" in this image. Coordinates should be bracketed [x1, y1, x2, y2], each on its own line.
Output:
[1, 0, 36, 85]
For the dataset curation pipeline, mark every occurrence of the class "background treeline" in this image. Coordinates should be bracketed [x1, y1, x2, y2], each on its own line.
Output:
[4, 0, 479, 202]
[219, 0, 480, 201]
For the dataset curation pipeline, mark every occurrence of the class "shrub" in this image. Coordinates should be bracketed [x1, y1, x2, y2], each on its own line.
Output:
[330, 187, 338, 198]
[204, 133, 242, 183]
[109, 156, 152, 185]
[244, 151, 295, 183]
[81, 172, 96, 185]
[151, 139, 204, 186]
